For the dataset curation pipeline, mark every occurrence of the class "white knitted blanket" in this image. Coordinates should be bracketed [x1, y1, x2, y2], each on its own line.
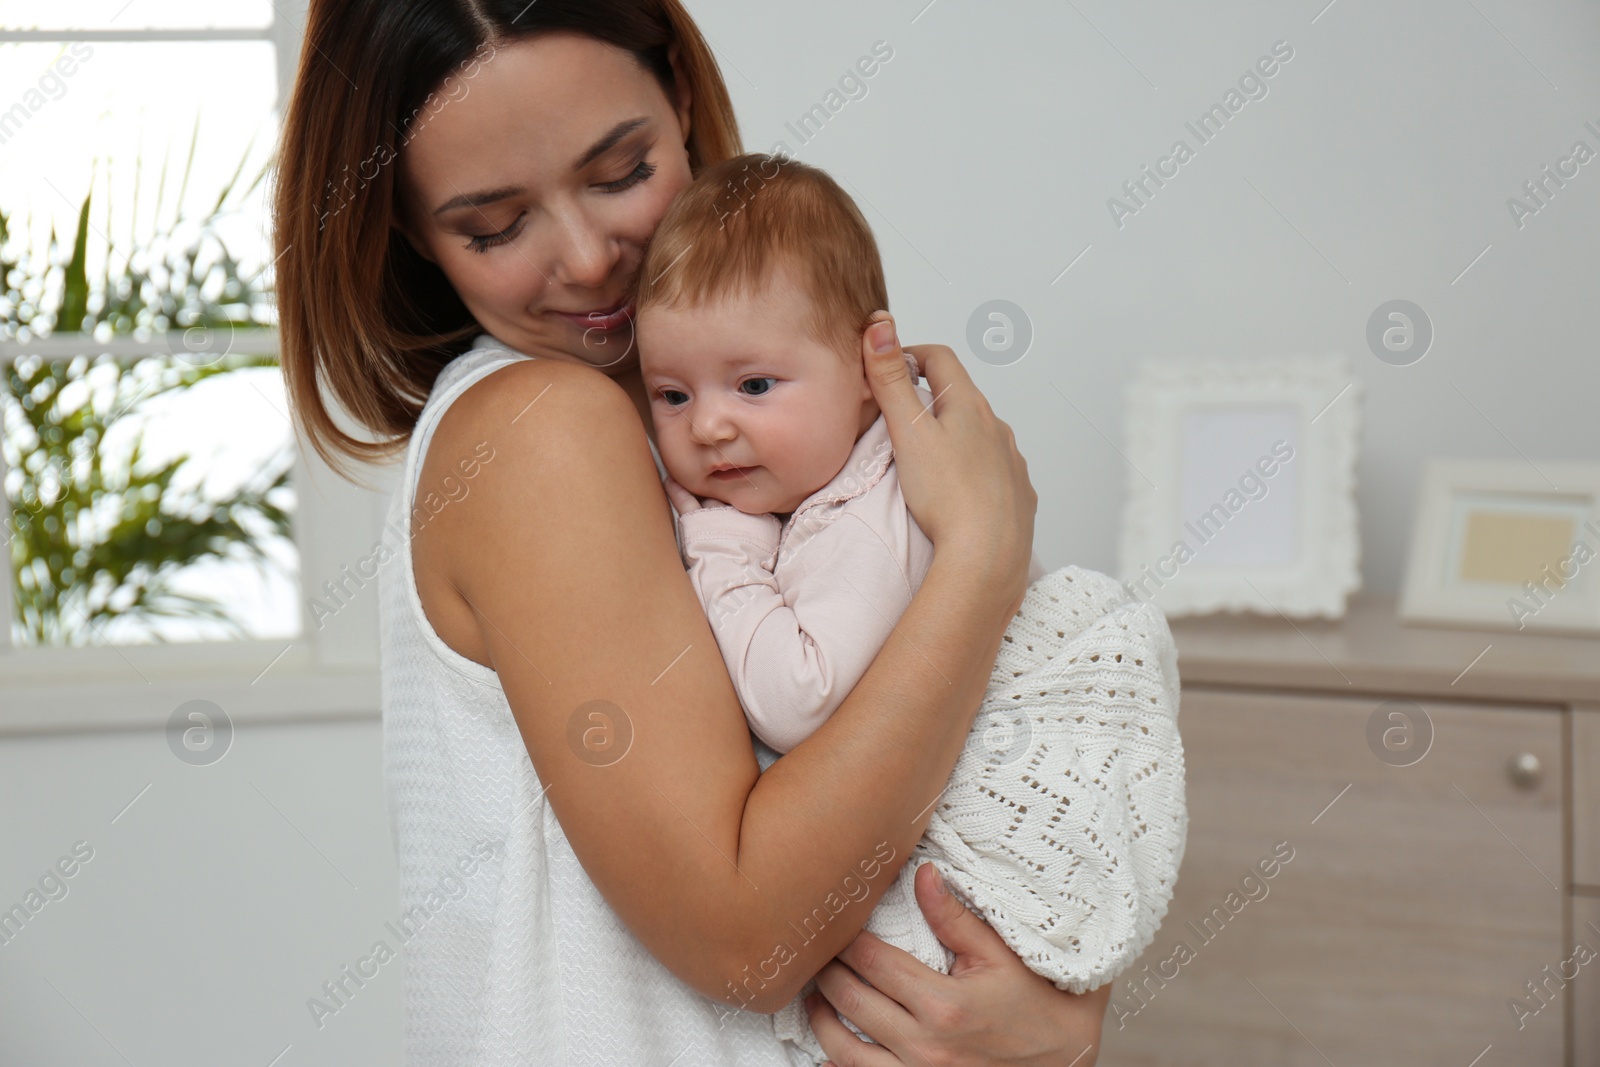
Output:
[773, 565, 1187, 1061]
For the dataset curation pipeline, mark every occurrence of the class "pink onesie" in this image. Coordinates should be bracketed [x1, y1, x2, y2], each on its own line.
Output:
[674, 360, 1046, 753]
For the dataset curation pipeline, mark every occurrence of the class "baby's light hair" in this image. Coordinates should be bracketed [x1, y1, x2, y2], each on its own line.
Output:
[636, 152, 889, 358]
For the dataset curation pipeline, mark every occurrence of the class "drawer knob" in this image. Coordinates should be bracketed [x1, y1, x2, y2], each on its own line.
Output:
[1506, 752, 1542, 788]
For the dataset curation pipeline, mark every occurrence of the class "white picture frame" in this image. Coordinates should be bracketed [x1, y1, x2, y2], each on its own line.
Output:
[1116, 354, 1363, 619]
[1399, 460, 1600, 636]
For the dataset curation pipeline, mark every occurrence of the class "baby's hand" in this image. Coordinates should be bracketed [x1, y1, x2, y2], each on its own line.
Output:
[662, 476, 723, 516]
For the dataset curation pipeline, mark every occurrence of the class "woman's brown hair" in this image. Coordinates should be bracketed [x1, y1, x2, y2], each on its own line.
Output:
[273, 0, 743, 471]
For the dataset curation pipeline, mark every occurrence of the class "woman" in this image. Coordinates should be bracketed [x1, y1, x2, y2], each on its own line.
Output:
[275, 1, 1111, 1063]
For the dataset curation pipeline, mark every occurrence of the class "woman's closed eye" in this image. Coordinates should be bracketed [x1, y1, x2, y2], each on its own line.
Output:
[464, 215, 525, 254]
[597, 158, 657, 194]
[460, 160, 655, 254]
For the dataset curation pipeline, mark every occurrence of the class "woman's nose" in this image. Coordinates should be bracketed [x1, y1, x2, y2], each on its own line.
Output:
[547, 202, 617, 290]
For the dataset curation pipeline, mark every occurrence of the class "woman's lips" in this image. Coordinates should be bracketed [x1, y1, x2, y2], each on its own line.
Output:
[552, 299, 633, 332]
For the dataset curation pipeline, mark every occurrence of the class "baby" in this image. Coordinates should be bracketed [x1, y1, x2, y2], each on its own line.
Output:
[635, 153, 1186, 1060]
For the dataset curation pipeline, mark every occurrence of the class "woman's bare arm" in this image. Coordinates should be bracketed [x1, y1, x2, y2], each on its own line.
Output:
[414, 324, 1033, 1014]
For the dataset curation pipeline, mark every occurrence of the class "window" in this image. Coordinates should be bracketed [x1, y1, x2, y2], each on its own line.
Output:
[0, 1, 386, 725]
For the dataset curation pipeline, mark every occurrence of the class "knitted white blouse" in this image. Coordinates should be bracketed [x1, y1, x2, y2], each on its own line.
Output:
[379, 337, 810, 1066]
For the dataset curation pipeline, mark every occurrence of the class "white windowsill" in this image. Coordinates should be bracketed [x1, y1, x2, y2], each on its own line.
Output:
[0, 639, 380, 735]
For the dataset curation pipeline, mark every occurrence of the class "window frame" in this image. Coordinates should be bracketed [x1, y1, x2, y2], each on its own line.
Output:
[0, 0, 390, 733]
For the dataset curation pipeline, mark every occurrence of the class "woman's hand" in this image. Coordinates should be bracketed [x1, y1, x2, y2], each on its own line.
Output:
[806, 862, 1111, 1066]
[861, 312, 1037, 615]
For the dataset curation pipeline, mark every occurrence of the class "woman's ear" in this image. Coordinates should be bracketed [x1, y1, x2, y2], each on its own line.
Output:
[666, 41, 693, 145]
[394, 223, 438, 265]
[392, 200, 438, 265]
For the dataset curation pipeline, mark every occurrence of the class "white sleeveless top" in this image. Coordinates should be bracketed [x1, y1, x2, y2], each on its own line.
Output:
[379, 335, 808, 1066]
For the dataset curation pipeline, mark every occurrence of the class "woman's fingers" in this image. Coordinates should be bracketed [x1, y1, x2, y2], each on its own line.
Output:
[860, 313, 1037, 610]
[902, 342, 981, 423]
[860, 312, 932, 440]
[811, 961, 931, 1065]
[805, 991, 902, 1067]
[832, 928, 944, 1017]
[812, 864, 1113, 1063]
[912, 861, 1012, 976]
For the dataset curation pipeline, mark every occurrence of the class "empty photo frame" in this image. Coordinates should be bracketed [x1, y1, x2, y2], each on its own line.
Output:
[1399, 460, 1600, 635]
[1117, 354, 1363, 618]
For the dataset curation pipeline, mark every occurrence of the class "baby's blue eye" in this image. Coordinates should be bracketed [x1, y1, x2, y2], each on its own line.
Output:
[740, 377, 776, 396]
[660, 389, 689, 406]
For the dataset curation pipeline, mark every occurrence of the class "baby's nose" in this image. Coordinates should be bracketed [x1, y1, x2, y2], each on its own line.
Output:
[690, 407, 738, 445]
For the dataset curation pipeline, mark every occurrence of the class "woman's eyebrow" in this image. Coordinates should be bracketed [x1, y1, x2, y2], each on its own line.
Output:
[433, 185, 524, 216]
[573, 117, 650, 171]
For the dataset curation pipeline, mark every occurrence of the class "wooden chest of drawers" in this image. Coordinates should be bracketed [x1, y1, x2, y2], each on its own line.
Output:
[1098, 595, 1600, 1067]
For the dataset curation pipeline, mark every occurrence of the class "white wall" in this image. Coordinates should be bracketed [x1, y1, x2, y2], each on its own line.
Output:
[707, 0, 1600, 593]
[0, 720, 401, 1065]
[5, 2, 1598, 1063]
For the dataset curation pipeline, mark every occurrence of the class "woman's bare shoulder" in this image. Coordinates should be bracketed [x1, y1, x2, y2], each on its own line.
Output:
[424, 357, 651, 489]
[437, 357, 638, 441]
[412, 357, 668, 664]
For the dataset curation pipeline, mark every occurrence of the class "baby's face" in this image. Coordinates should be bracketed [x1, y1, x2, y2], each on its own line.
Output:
[638, 268, 876, 515]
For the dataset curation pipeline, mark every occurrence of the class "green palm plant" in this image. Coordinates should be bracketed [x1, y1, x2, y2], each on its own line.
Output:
[1, 137, 292, 645]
